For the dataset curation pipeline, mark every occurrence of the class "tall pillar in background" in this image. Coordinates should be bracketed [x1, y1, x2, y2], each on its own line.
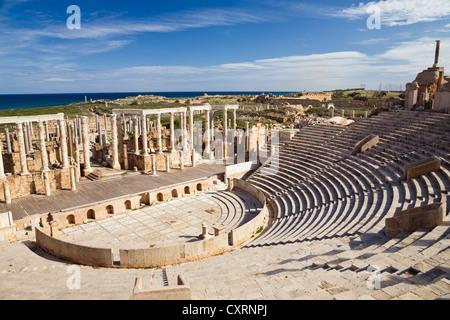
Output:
[38, 121, 49, 171]
[182, 111, 187, 150]
[232, 109, 237, 132]
[151, 154, 157, 176]
[5, 128, 12, 154]
[157, 113, 162, 153]
[70, 166, 77, 191]
[38, 121, 51, 196]
[189, 109, 194, 151]
[27, 122, 34, 153]
[0, 141, 6, 179]
[205, 109, 211, 159]
[3, 179, 11, 205]
[44, 121, 49, 141]
[16, 123, 30, 176]
[23, 122, 30, 154]
[223, 108, 228, 160]
[141, 114, 148, 155]
[59, 119, 69, 168]
[170, 112, 175, 152]
[133, 116, 139, 155]
[111, 114, 121, 170]
[82, 116, 92, 175]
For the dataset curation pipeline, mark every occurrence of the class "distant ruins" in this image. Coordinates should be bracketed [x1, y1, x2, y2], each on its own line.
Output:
[405, 40, 450, 112]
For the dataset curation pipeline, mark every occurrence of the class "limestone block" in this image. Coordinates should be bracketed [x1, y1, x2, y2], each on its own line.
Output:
[352, 134, 379, 155]
[403, 157, 442, 181]
[385, 203, 444, 238]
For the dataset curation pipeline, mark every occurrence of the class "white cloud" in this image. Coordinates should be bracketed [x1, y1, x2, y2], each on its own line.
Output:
[13, 8, 264, 41]
[4, 37, 448, 93]
[339, 0, 450, 26]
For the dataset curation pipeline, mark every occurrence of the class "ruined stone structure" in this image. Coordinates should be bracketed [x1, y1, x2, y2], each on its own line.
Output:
[0, 113, 77, 203]
[0, 107, 449, 300]
[405, 40, 450, 112]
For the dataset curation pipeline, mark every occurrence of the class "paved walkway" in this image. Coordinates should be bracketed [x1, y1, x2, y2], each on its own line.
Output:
[1, 164, 225, 221]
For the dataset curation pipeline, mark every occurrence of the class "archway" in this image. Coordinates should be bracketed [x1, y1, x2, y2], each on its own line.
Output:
[124, 200, 132, 210]
[171, 189, 178, 198]
[67, 214, 76, 225]
[87, 209, 95, 220]
[157, 193, 164, 202]
[196, 183, 203, 191]
[106, 205, 114, 215]
[184, 186, 190, 195]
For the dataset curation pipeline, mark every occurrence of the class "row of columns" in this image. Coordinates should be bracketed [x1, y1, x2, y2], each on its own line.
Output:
[117, 108, 237, 161]
[1, 118, 78, 202]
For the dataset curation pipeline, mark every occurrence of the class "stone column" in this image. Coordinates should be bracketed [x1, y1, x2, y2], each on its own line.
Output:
[223, 108, 228, 160]
[151, 154, 157, 176]
[179, 112, 184, 150]
[111, 114, 121, 170]
[5, 129, 12, 154]
[81, 116, 92, 175]
[16, 123, 30, 176]
[44, 121, 49, 141]
[191, 149, 196, 167]
[75, 140, 81, 182]
[133, 116, 139, 155]
[0, 141, 6, 179]
[141, 115, 148, 155]
[95, 114, 100, 133]
[233, 109, 237, 131]
[179, 150, 184, 170]
[23, 122, 30, 154]
[182, 111, 187, 150]
[27, 122, 34, 153]
[170, 112, 175, 152]
[3, 179, 11, 205]
[157, 113, 162, 153]
[38, 121, 49, 172]
[205, 110, 211, 159]
[189, 109, 194, 151]
[70, 166, 77, 191]
[166, 154, 171, 173]
[122, 116, 128, 139]
[59, 119, 69, 168]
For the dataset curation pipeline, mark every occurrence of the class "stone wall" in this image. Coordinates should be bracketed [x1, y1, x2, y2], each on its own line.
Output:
[403, 157, 442, 181]
[0, 168, 71, 201]
[230, 179, 269, 246]
[35, 228, 114, 267]
[433, 91, 450, 113]
[385, 203, 445, 237]
[120, 233, 230, 268]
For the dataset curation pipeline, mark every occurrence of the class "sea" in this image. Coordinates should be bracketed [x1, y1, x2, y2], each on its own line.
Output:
[0, 92, 293, 110]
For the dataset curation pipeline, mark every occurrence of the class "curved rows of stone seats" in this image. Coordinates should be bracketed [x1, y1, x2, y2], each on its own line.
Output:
[208, 190, 261, 231]
[246, 111, 450, 247]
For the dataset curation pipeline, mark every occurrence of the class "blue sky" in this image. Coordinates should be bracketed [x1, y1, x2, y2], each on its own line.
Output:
[0, 0, 449, 93]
